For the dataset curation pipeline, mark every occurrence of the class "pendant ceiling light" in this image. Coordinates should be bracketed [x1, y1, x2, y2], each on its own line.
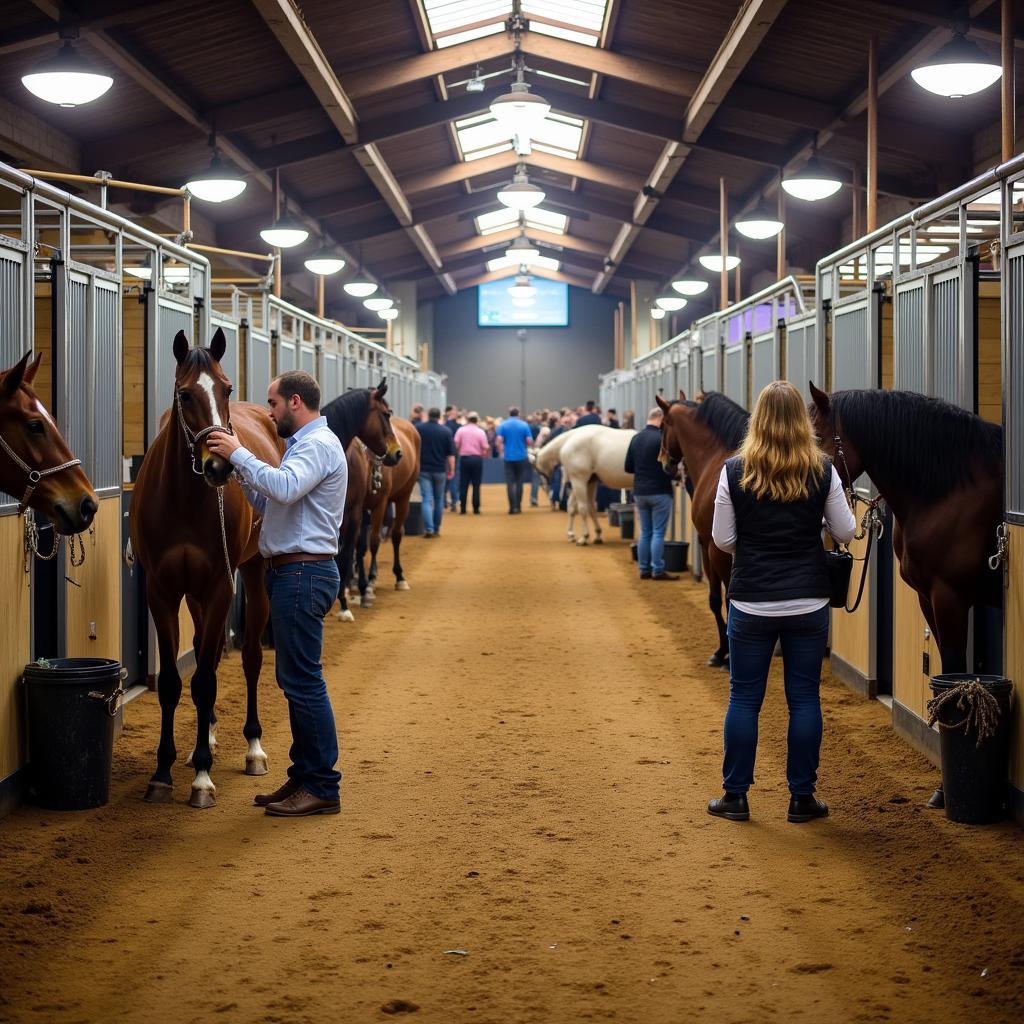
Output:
[671, 279, 710, 296]
[22, 40, 113, 108]
[655, 296, 687, 311]
[303, 245, 346, 275]
[698, 255, 741, 272]
[378, 307, 399, 321]
[512, 296, 535, 308]
[489, 59, 551, 140]
[505, 229, 540, 265]
[497, 165, 545, 211]
[650, 307, 666, 320]
[364, 297, 394, 311]
[508, 271, 536, 300]
[184, 133, 246, 203]
[260, 206, 309, 248]
[911, 33, 1001, 98]
[735, 207, 785, 239]
[781, 155, 842, 202]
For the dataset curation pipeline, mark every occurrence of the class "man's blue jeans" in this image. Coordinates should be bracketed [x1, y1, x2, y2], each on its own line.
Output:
[635, 492, 673, 574]
[419, 470, 447, 534]
[265, 560, 341, 800]
[723, 604, 830, 797]
[446, 456, 460, 508]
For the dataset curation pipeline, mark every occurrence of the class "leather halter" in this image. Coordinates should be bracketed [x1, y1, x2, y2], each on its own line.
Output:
[175, 384, 233, 475]
[0, 427, 81, 516]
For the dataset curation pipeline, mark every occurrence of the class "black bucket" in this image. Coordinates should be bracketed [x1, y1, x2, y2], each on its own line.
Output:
[663, 540, 689, 573]
[618, 508, 635, 541]
[630, 542, 638, 562]
[23, 658, 124, 811]
[928, 673, 1013, 825]
[404, 500, 424, 536]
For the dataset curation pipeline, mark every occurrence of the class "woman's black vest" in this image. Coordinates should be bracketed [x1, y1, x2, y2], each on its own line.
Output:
[725, 455, 831, 602]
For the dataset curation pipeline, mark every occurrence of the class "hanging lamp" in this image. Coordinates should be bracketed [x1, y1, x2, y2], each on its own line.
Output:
[505, 227, 540, 264]
[185, 132, 246, 203]
[698, 255, 741, 272]
[489, 58, 551, 140]
[507, 269, 536, 299]
[735, 206, 785, 239]
[497, 165, 545, 211]
[655, 296, 687, 312]
[378, 307, 399, 321]
[911, 33, 1001, 98]
[650, 308, 666, 320]
[781, 154, 842, 202]
[671, 279, 710, 296]
[22, 35, 113, 108]
[303, 244, 346, 275]
[364, 297, 394, 311]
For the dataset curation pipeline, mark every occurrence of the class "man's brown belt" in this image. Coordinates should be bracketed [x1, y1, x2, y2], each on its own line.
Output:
[265, 552, 332, 570]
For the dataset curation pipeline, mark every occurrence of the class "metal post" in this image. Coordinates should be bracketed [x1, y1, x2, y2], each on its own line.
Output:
[776, 185, 785, 280]
[316, 274, 324, 318]
[272, 169, 282, 298]
[867, 35, 878, 232]
[719, 177, 729, 310]
[1003, 0, 1016, 162]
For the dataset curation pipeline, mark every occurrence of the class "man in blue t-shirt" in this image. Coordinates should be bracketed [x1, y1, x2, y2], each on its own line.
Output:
[495, 407, 534, 514]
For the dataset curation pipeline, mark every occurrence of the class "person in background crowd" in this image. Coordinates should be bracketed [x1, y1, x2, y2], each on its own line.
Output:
[496, 406, 533, 514]
[443, 404, 460, 511]
[708, 380, 857, 825]
[409, 403, 425, 423]
[606, 408, 620, 429]
[543, 413, 564, 511]
[622, 410, 636, 430]
[624, 407, 678, 582]
[575, 400, 602, 427]
[527, 411, 543, 507]
[454, 411, 489, 514]
[415, 406, 455, 538]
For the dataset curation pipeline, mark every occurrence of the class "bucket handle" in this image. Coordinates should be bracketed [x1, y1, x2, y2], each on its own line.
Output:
[86, 669, 128, 718]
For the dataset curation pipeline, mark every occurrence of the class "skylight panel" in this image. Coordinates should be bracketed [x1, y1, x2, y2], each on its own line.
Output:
[455, 111, 585, 162]
[424, 0, 510, 48]
[476, 208, 520, 234]
[529, 112, 584, 160]
[524, 207, 568, 233]
[475, 206, 568, 236]
[487, 254, 561, 273]
[521, 1, 609, 45]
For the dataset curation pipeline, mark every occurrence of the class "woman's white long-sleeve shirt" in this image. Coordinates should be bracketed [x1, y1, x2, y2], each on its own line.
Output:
[711, 464, 857, 617]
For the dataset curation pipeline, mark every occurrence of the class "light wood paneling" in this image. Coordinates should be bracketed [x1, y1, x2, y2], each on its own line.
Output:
[881, 300, 894, 390]
[237, 325, 248, 402]
[0, 515, 31, 781]
[830, 530, 873, 678]
[123, 292, 146, 460]
[33, 284, 54, 407]
[977, 288, 1001, 424]
[1004, 526, 1024, 793]
[64, 497, 121, 661]
[892, 571, 934, 720]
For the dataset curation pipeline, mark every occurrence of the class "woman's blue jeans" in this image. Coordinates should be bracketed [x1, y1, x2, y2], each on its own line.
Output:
[265, 560, 341, 800]
[723, 604, 829, 796]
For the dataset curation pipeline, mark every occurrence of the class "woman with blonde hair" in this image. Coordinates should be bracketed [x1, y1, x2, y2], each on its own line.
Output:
[708, 380, 855, 825]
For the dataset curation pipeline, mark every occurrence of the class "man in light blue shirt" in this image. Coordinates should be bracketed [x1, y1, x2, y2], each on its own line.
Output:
[208, 371, 346, 818]
[496, 406, 533, 514]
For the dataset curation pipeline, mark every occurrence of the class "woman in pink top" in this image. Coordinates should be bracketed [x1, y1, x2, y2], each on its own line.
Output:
[454, 412, 490, 514]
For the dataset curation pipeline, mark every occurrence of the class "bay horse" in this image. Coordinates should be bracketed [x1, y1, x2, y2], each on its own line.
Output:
[656, 390, 750, 667]
[0, 351, 97, 537]
[356, 415, 420, 606]
[333, 440, 371, 621]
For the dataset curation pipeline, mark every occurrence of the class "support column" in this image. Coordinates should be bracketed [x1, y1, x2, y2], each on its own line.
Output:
[867, 35, 878, 232]
[391, 281, 418, 361]
[1003, 0, 1016, 162]
[776, 186, 786, 280]
[629, 280, 658, 359]
[719, 177, 729, 310]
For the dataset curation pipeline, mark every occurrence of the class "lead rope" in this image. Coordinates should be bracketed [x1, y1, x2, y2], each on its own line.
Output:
[357, 439, 384, 494]
[217, 486, 235, 595]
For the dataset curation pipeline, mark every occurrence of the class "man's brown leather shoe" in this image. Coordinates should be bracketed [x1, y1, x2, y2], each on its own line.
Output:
[264, 786, 341, 817]
[253, 778, 301, 807]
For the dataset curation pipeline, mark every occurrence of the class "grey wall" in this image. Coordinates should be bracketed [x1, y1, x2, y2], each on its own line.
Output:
[431, 285, 616, 413]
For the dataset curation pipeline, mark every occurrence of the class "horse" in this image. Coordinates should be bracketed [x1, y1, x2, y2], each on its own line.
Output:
[531, 425, 635, 545]
[657, 390, 750, 667]
[131, 333, 399, 808]
[808, 383, 1004, 675]
[356, 416, 420, 606]
[0, 351, 97, 538]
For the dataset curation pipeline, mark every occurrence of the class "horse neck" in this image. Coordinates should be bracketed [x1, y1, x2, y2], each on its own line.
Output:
[326, 394, 366, 449]
[675, 415, 730, 483]
[835, 401, 911, 521]
[153, 413, 211, 504]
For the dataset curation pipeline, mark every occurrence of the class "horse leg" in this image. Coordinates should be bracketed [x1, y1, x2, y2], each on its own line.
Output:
[183, 596, 216, 765]
[367, 505, 385, 595]
[570, 476, 589, 545]
[144, 588, 183, 803]
[392, 494, 411, 590]
[239, 557, 270, 776]
[566, 487, 577, 542]
[356, 513, 372, 608]
[188, 584, 233, 809]
[705, 545, 729, 668]
[334, 520, 356, 621]
[589, 480, 603, 544]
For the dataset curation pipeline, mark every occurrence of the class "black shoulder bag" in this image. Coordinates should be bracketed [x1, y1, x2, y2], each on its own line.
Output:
[825, 542, 854, 609]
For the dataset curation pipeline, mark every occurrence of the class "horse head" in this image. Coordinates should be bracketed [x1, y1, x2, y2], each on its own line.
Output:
[655, 391, 692, 479]
[173, 327, 235, 487]
[362, 378, 402, 466]
[0, 352, 98, 532]
[808, 381, 863, 488]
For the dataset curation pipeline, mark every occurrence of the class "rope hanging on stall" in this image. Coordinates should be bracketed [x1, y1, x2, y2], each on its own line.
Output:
[926, 680, 1002, 748]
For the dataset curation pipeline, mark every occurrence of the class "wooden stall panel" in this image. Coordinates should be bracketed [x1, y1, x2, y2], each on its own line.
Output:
[0, 516, 31, 781]
[977, 286, 1001, 424]
[892, 571, 934, 721]
[122, 292, 146, 462]
[881, 300, 894, 390]
[33, 285, 53, 405]
[830, 531, 873, 682]
[64, 497, 121, 660]
[1004, 526, 1024, 798]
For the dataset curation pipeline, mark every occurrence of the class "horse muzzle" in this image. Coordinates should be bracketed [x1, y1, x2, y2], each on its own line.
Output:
[52, 492, 97, 534]
[202, 455, 234, 486]
[382, 441, 402, 467]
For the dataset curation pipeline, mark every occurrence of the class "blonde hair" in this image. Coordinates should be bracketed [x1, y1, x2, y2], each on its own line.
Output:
[738, 381, 825, 502]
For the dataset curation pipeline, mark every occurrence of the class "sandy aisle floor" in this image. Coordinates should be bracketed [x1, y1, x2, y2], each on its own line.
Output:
[1, 483, 1022, 1024]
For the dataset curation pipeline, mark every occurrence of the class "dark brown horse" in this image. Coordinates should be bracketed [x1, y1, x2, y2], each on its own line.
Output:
[0, 352, 97, 536]
[808, 383, 1004, 674]
[657, 390, 750, 667]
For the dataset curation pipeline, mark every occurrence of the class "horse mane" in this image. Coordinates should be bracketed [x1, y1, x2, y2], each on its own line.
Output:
[832, 389, 1003, 499]
[692, 391, 749, 451]
[321, 388, 371, 445]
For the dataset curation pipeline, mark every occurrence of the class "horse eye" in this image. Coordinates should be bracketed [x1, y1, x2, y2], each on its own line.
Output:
[225, 386, 233, 397]
[180, 391, 191, 402]
[27, 420, 45, 435]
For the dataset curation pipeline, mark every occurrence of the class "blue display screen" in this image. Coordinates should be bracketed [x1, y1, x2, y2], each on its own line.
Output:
[477, 279, 569, 327]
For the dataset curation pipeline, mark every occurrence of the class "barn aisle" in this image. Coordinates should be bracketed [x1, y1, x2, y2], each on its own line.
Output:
[1, 484, 1022, 1024]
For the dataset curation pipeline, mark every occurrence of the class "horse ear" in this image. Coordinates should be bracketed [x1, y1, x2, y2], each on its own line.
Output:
[373, 377, 388, 399]
[655, 393, 670, 413]
[809, 381, 831, 415]
[24, 351, 43, 385]
[2, 350, 32, 395]
[173, 330, 191, 364]
[209, 326, 227, 363]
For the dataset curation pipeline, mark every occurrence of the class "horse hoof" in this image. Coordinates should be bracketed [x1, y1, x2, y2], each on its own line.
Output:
[707, 653, 728, 668]
[360, 597, 374, 609]
[335, 609, 355, 622]
[395, 580, 410, 591]
[926, 787, 945, 810]
[189, 788, 217, 809]
[576, 538, 588, 546]
[245, 756, 269, 777]
[593, 536, 603, 545]
[143, 782, 173, 804]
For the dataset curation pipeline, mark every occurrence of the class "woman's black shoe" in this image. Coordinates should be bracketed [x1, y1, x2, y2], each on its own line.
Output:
[707, 792, 749, 821]
[787, 794, 829, 823]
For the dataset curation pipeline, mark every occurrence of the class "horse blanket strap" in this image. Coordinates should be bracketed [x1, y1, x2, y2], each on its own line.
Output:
[175, 386, 233, 476]
[0, 429, 82, 516]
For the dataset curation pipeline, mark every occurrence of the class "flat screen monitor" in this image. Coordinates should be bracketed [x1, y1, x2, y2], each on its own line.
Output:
[477, 279, 569, 327]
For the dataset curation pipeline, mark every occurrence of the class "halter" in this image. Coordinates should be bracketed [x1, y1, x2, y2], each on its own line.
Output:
[0, 428, 82, 516]
[357, 439, 384, 494]
[175, 385, 233, 476]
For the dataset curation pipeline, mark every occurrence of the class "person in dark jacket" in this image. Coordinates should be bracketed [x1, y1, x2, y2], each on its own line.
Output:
[574, 399, 601, 427]
[624, 408, 678, 581]
[708, 380, 856, 825]
[606, 408, 620, 429]
[415, 407, 455, 538]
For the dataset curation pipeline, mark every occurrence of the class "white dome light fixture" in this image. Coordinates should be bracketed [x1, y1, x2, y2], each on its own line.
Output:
[260, 208, 309, 249]
[497, 165, 545, 211]
[655, 296, 687, 312]
[343, 277, 378, 298]
[735, 207, 785, 239]
[698, 254, 741, 273]
[184, 140, 246, 203]
[489, 60, 551, 140]
[911, 34, 1001, 98]
[378, 307, 399, 321]
[650, 307, 666, 320]
[22, 40, 113, 108]
[781, 156, 842, 202]
[505, 230, 541, 265]
[303, 245, 346, 275]
[508, 271, 536, 300]
[671, 279, 710, 296]
[364, 297, 394, 312]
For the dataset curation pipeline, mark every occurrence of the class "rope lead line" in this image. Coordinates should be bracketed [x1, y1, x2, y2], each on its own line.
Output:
[926, 681, 1002, 748]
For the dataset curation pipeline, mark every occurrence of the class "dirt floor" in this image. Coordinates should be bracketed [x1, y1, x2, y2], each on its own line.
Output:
[1, 482, 1022, 1024]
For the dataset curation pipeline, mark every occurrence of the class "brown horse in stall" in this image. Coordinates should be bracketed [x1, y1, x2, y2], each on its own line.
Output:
[333, 440, 371, 621]
[357, 416, 420, 606]
[656, 390, 750, 668]
[131, 334, 400, 808]
[0, 352, 97, 539]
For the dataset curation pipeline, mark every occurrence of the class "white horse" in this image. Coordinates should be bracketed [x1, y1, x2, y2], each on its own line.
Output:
[531, 425, 636, 545]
